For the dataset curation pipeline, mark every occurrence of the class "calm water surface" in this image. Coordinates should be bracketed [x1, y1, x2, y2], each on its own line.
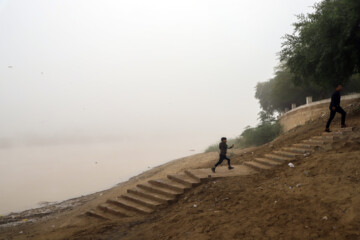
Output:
[0, 140, 198, 215]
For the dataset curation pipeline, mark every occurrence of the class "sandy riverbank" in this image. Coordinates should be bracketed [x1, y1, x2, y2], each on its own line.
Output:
[0, 146, 257, 239]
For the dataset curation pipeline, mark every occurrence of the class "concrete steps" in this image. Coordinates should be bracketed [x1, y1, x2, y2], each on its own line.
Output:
[331, 127, 353, 132]
[273, 150, 302, 158]
[137, 182, 181, 198]
[121, 193, 163, 210]
[106, 198, 153, 214]
[264, 153, 293, 162]
[98, 203, 133, 218]
[293, 143, 316, 149]
[127, 187, 175, 204]
[184, 170, 202, 182]
[254, 158, 283, 167]
[243, 161, 272, 171]
[85, 170, 205, 221]
[303, 139, 326, 146]
[312, 135, 338, 141]
[167, 173, 200, 188]
[322, 131, 347, 136]
[84, 127, 356, 221]
[283, 147, 314, 154]
[148, 178, 189, 193]
[85, 210, 110, 220]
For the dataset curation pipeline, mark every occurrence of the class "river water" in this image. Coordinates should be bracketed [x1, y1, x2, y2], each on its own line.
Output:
[0, 140, 199, 215]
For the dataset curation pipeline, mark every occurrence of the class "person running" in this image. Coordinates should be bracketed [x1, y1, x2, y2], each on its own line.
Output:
[325, 84, 347, 132]
[211, 137, 234, 173]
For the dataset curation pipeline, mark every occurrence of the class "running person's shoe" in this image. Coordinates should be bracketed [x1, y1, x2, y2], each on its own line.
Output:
[211, 167, 215, 173]
[341, 124, 347, 128]
[325, 128, 331, 132]
[228, 166, 234, 170]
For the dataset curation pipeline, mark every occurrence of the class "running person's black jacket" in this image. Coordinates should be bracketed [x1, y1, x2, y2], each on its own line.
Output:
[219, 142, 233, 155]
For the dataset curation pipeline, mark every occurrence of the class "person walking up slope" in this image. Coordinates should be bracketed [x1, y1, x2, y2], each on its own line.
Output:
[325, 84, 347, 132]
[211, 137, 234, 173]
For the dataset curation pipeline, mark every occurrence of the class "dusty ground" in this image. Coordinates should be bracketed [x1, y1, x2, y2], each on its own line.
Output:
[0, 102, 359, 240]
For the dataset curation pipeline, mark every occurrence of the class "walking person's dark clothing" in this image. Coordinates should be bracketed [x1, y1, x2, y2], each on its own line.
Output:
[326, 105, 346, 129]
[325, 85, 347, 132]
[212, 137, 234, 173]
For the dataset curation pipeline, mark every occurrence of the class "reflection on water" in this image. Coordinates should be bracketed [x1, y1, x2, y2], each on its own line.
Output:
[0, 140, 197, 215]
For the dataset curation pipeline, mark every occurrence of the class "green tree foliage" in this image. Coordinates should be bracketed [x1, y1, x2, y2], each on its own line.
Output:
[204, 111, 282, 152]
[235, 111, 281, 148]
[255, 66, 360, 114]
[280, 0, 360, 87]
[237, 122, 281, 148]
[255, 67, 331, 114]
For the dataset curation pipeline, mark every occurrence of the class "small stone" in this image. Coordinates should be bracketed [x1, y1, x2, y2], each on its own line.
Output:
[322, 216, 328, 221]
[193, 204, 197, 208]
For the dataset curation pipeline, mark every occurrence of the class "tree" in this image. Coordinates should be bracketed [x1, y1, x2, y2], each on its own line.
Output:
[255, 65, 360, 115]
[255, 66, 333, 114]
[280, 0, 360, 87]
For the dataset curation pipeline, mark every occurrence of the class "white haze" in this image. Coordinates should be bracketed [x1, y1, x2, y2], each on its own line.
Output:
[0, 0, 319, 214]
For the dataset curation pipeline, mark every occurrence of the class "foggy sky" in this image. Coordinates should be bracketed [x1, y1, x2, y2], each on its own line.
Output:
[0, 0, 320, 151]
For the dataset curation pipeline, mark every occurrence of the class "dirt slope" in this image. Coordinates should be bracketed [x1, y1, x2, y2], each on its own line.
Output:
[104, 141, 360, 240]
[71, 104, 360, 240]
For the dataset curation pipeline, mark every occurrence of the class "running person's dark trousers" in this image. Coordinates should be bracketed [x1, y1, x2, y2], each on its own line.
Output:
[215, 154, 231, 167]
[326, 106, 346, 129]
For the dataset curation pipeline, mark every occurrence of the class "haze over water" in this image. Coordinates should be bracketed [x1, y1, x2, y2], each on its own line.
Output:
[0, 0, 319, 214]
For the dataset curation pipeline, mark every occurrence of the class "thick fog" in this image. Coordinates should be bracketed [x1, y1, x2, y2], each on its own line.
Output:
[0, 0, 319, 213]
[0, 0, 320, 145]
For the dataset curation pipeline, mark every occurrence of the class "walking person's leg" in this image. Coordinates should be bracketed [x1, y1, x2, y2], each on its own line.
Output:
[326, 109, 337, 130]
[337, 107, 347, 127]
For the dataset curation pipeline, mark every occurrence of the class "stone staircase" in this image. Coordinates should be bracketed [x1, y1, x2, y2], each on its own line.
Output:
[85, 170, 204, 220]
[85, 127, 354, 220]
[243, 127, 353, 171]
